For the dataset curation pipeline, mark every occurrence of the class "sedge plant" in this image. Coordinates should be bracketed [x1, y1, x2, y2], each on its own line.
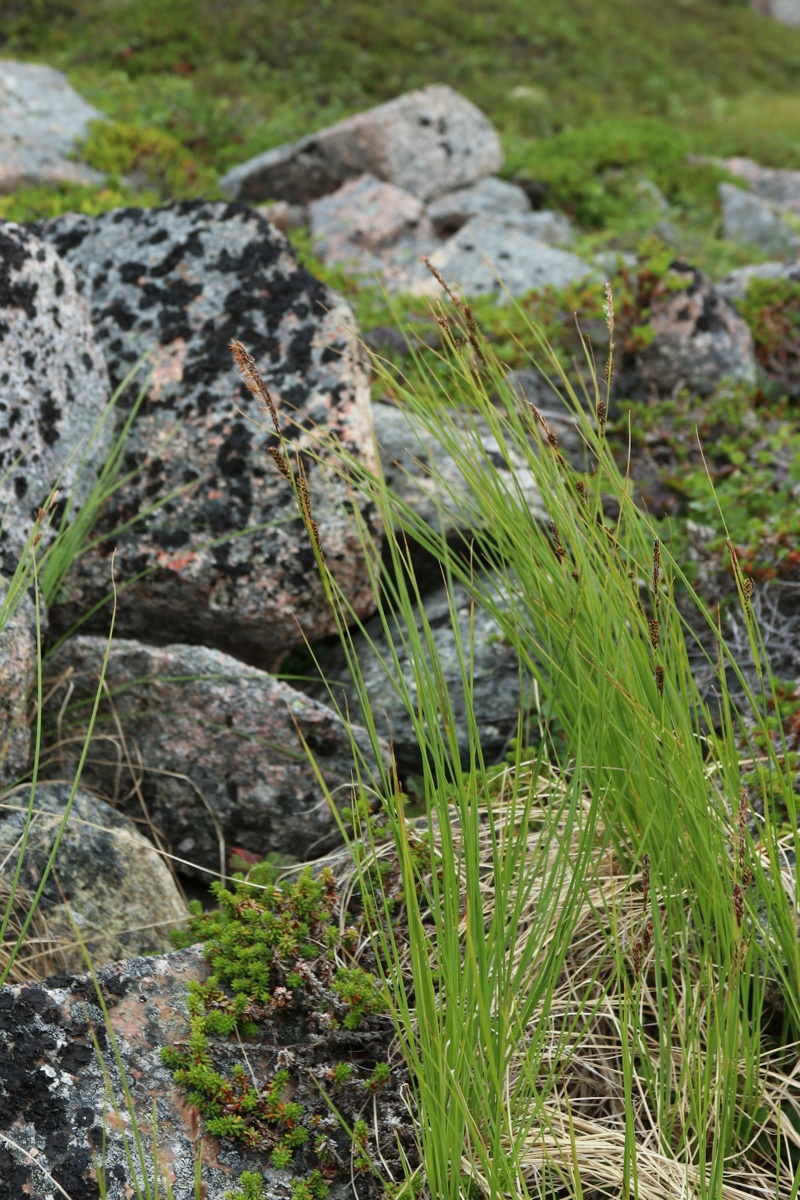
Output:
[267, 274, 800, 1200]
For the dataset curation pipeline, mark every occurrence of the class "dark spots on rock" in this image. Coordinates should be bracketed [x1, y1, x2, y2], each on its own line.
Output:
[14, 476, 27, 499]
[217, 422, 252, 481]
[22, 349, 35, 369]
[119, 262, 147, 284]
[151, 233, 204, 277]
[112, 206, 145, 225]
[82, 352, 93, 371]
[48, 223, 89, 256]
[38, 395, 61, 446]
[0, 254, 39, 319]
[107, 297, 138, 333]
[320, 346, 340, 364]
[151, 527, 189, 549]
[149, 228, 169, 245]
[287, 325, 315, 375]
[694, 297, 726, 335]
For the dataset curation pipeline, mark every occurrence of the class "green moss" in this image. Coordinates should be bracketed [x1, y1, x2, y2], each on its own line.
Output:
[79, 118, 220, 199]
[0, 180, 159, 222]
[165, 865, 388, 1158]
[224, 1172, 266, 1200]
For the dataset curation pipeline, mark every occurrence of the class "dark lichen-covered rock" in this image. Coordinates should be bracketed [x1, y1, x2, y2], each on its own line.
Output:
[41, 637, 387, 876]
[38, 201, 378, 669]
[0, 784, 187, 973]
[0, 222, 112, 574]
[0, 576, 39, 787]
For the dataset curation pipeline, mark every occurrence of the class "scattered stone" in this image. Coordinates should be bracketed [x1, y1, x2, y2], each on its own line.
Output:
[256, 199, 309, 234]
[0, 784, 187, 974]
[0, 59, 106, 193]
[0, 578, 38, 788]
[316, 576, 532, 776]
[749, 0, 800, 29]
[220, 85, 503, 205]
[309, 173, 437, 284]
[421, 215, 595, 300]
[719, 182, 800, 258]
[427, 176, 532, 236]
[633, 264, 757, 397]
[0, 222, 113, 574]
[41, 636, 385, 876]
[717, 259, 800, 303]
[372, 401, 547, 537]
[723, 156, 800, 216]
[38, 202, 378, 669]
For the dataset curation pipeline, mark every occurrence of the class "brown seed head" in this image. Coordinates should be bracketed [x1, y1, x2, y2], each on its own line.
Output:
[648, 617, 660, 651]
[655, 664, 664, 696]
[733, 881, 744, 928]
[597, 398, 607, 435]
[268, 445, 292, 481]
[230, 339, 282, 437]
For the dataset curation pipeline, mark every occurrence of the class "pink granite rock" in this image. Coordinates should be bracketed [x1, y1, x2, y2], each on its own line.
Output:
[309, 173, 438, 286]
[634, 265, 757, 397]
[41, 636, 387, 876]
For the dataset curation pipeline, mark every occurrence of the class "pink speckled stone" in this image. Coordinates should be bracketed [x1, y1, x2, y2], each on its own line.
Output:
[42, 636, 387, 876]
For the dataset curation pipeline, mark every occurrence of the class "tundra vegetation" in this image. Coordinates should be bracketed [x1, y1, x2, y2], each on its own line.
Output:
[1, 2, 800, 1198]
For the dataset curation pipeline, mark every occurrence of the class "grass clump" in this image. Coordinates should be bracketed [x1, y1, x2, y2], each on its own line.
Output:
[285, 275, 800, 1199]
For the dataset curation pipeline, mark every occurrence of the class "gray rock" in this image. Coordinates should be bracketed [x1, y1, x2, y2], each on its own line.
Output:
[750, 0, 800, 28]
[373, 401, 547, 536]
[719, 182, 800, 258]
[0, 59, 106, 193]
[317, 577, 533, 776]
[220, 85, 503, 205]
[0, 578, 38, 788]
[309, 173, 437, 285]
[717, 259, 800, 303]
[421, 215, 595, 300]
[38, 202, 378, 669]
[0, 784, 187, 973]
[427, 176, 532, 236]
[41, 637, 385, 876]
[723, 156, 800, 217]
[0, 222, 113, 573]
[635, 265, 757, 397]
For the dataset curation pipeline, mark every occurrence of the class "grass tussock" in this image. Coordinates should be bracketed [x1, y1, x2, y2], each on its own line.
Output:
[289, 276, 800, 1200]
